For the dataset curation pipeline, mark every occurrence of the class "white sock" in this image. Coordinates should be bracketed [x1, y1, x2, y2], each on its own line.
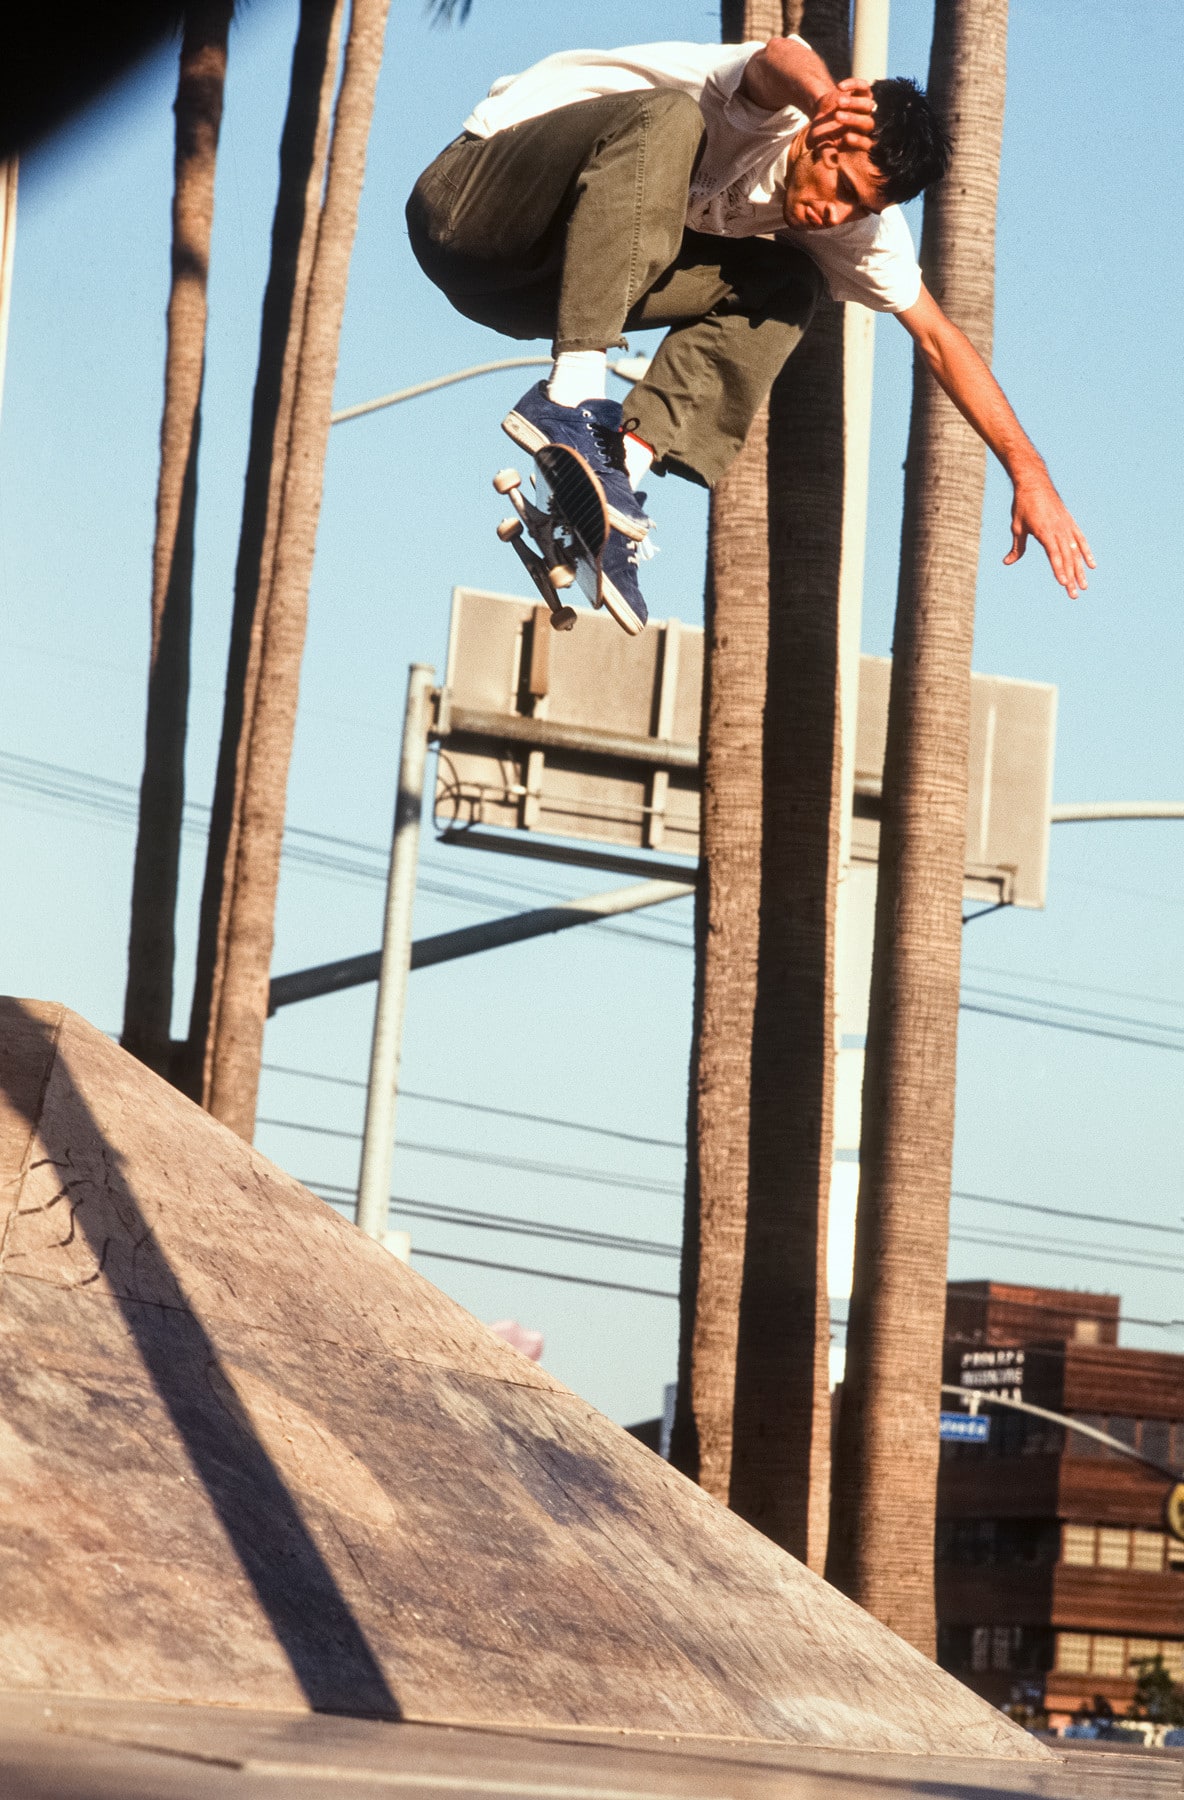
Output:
[547, 350, 607, 408]
[623, 431, 655, 490]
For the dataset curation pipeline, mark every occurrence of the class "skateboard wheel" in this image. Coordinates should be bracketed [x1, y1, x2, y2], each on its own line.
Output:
[496, 518, 523, 542]
[493, 468, 521, 494]
[548, 563, 576, 590]
[550, 607, 577, 631]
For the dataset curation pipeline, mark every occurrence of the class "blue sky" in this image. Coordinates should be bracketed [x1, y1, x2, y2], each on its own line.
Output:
[2, 0, 1182, 1426]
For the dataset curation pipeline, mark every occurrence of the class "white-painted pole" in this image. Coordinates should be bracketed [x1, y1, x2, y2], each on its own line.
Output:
[356, 663, 436, 1242]
[0, 161, 18, 434]
[836, 0, 890, 882]
[830, 0, 891, 1359]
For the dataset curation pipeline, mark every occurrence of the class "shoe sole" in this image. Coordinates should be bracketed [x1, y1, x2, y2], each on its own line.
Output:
[502, 410, 650, 543]
[571, 554, 645, 637]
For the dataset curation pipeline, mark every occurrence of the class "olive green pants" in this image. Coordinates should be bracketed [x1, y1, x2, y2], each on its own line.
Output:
[406, 91, 820, 487]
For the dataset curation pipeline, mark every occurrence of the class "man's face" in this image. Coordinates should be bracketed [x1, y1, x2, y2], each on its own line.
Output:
[783, 137, 889, 230]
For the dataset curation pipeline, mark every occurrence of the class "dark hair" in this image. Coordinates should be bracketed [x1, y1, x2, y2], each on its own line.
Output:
[868, 77, 952, 206]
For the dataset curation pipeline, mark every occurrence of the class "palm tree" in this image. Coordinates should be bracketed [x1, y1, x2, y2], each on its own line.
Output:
[122, 0, 233, 1077]
[826, 0, 1010, 1654]
[179, 0, 345, 1108]
[195, 0, 392, 1137]
[670, 0, 847, 1572]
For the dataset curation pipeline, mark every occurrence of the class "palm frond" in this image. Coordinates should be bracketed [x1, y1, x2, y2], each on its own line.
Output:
[427, 0, 473, 24]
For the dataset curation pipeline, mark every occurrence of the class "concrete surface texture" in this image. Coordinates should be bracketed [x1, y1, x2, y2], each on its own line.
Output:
[0, 1694, 1179, 1800]
[0, 999, 1039, 1754]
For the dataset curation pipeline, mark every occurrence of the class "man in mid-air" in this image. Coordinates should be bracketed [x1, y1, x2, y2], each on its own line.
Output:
[408, 34, 1093, 634]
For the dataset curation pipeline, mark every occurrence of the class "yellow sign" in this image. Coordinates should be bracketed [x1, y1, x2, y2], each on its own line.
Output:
[1166, 1482, 1184, 1545]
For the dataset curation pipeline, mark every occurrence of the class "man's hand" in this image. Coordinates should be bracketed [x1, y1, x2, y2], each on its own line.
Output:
[899, 285, 1097, 599]
[806, 77, 876, 154]
[1006, 475, 1095, 600]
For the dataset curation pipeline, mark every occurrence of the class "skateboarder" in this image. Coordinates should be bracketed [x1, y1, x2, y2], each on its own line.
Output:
[407, 34, 1094, 632]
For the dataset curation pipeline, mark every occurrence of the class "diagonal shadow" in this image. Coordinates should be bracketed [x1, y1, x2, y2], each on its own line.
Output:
[1, 1004, 399, 1719]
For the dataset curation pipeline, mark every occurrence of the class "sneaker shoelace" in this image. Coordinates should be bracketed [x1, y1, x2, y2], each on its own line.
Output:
[587, 418, 629, 476]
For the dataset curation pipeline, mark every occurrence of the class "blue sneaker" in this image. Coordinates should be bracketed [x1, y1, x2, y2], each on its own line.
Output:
[595, 523, 649, 636]
[503, 384, 653, 543]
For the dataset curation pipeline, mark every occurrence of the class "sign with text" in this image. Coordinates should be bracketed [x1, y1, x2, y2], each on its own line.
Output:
[960, 1347, 1025, 1403]
[940, 1413, 991, 1443]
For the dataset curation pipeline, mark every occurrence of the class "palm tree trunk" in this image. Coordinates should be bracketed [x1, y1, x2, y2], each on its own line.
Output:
[122, 1, 232, 1076]
[671, 0, 846, 1572]
[826, 0, 1009, 1654]
[179, 0, 345, 1109]
[201, 0, 391, 1137]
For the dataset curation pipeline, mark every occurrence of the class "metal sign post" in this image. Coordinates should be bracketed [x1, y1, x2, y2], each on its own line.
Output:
[355, 663, 436, 1243]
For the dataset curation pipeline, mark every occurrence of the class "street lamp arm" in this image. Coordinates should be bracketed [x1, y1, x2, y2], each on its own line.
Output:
[940, 1383, 1180, 1480]
[331, 354, 652, 425]
[1051, 803, 1184, 824]
[331, 358, 551, 424]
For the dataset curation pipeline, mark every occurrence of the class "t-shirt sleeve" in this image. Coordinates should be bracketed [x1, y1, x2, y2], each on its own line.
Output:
[785, 204, 922, 314]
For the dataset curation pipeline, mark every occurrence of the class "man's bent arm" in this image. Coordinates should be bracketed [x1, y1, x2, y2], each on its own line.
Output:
[742, 37, 874, 148]
[898, 283, 1095, 598]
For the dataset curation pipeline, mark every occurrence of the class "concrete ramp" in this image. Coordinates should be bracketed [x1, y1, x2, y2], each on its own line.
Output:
[0, 1001, 1040, 1756]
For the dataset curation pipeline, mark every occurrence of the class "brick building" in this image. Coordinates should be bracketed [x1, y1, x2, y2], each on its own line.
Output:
[937, 1281, 1184, 1723]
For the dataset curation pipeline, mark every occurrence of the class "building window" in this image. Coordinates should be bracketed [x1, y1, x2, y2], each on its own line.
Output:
[971, 1626, 990, 1673]
[1097, 1527, 1131, 1569]
[1054, 1634, 1184, 1680]
[1062, 1525, 1096, 1566]
[1092, 1637, 1129, 1677]
[1142, 1420, 1172, 1466]
[1064, 1415, 1184, 1463]
[1060, 1524, 1173, 1572]
[1056, 1634, 1091, 1674]
[1069, 1413, 1108, 1457]
[1132, 1530, 1167, 1572]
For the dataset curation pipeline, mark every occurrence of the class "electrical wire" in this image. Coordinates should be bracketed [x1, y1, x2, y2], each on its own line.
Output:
[963, 962, 1184, 1015]
[959, 1000, 1184, 1054]
[261, 1063, 684, 1149]
[951, 1188, 1184, 1239]
[297, 1172, 1184, 1312]
[407, 1248, 678, 1299]
[948, 1230, 1182, 1280]
[309, 1180, 679, 1257]
[960, 983, 1184, 1039]
[260, 1118, 682, 1194]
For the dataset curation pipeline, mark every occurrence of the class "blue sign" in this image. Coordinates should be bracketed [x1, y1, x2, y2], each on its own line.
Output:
[940, 1412, 990, 1443]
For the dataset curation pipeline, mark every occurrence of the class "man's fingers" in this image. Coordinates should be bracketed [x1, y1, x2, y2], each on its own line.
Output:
[1074, 525, 1097, 570]
[1003, 524, 1028, 566]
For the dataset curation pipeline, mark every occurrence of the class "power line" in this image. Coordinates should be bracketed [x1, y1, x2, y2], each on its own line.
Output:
[415, 1247, 676, 1301]
[261, 1119, 682, 1195]
[961, 983, 1184, 1040]
[953, 1189, 1184, 1239]
[310, 1181, 679, 1258]
[298, 1181, 1184, 1330]
[959, 999, 1184, 1054]
[262, 1064, 684, 1149]
[260, 1085, 1182, 1243]
[963, 962, 1184, 1017]
[948, 1229, 1182, 1280]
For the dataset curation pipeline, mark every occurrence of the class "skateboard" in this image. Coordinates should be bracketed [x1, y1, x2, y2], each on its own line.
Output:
[492, 443, 609, 633]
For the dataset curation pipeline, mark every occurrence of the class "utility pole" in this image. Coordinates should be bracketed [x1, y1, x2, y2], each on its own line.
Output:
[355, 664, 436, 1247]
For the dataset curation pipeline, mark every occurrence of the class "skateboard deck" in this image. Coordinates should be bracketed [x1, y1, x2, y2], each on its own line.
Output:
[492, 443, 610, 633]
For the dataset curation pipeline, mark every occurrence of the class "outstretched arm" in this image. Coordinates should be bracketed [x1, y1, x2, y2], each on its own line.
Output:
[741, 36, 876, 150]
[898, 283, 1095, 598]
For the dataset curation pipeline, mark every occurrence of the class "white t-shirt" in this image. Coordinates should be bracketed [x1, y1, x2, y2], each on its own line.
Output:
[462, 41, 922, 316]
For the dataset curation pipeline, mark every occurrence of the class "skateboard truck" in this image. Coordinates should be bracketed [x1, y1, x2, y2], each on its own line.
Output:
[493, 467, 579, 631]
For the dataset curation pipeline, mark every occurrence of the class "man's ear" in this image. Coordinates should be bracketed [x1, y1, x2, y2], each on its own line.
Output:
[819, 142, 840, 168]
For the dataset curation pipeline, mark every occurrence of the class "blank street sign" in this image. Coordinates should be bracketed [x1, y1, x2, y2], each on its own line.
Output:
[435, 589, 1057, 910]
